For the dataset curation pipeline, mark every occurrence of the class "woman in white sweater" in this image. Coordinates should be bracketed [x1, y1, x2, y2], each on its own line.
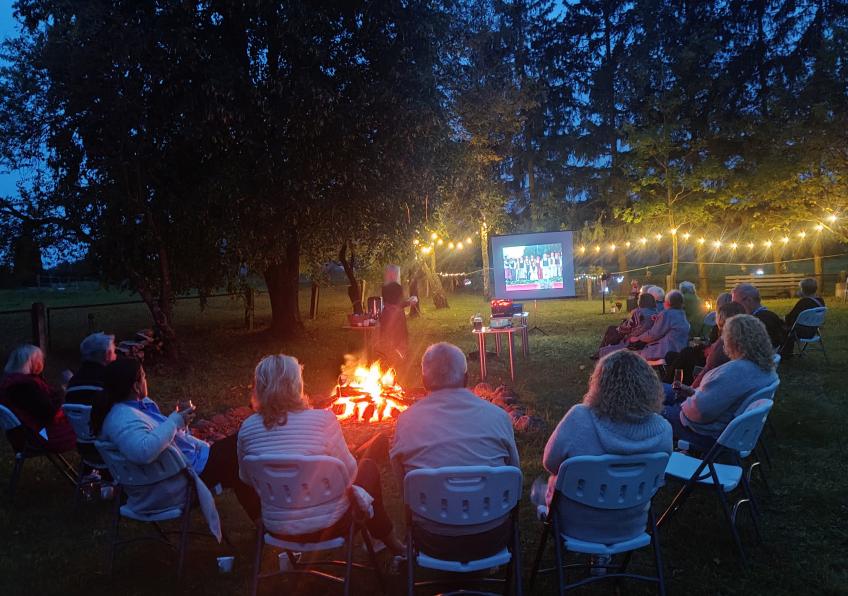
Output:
[237, 354, 403, 553]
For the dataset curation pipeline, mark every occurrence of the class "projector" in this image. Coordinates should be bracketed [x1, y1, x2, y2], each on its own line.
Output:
[491, 299, 523, 317]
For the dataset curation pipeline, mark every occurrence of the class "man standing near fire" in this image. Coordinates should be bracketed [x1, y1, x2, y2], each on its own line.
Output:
[390, 342, 520, 560]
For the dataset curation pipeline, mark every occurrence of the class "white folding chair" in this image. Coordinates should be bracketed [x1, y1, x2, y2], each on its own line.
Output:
[0, 404, 76, 500]
[658, 400, 774, 566]
[530, 453, 669, 595]
[403, 465, 523, 596]
[95, 441, 196, 579]
[240, 454, 384, 596]
[61, 403, 110, 504]
[788, 307, 827, 361]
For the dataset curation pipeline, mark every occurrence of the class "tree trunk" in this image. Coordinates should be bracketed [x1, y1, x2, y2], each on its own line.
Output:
[772, 245, 782, 274]
[338, 241, 363, 314]
[480, 222, 491, 299]
[264, 235, 303, 339]
[697, 244, 708, 295]
[617, 251, 628, 287]
[419, 258, 449, 309]
[813, 235, 823, 291]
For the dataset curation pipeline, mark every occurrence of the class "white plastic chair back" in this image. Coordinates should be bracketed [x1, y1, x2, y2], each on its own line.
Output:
[716, 399, 773, 454]
[241, 454, 351, 510]
[95, 441, 187, 486]
[794, 307, 826, 328]
[555, 453, 669, 510]
[703, 311, 717, 327]
[773, 353, 781, 366]
[0, 404, 22, 432]
[62, 403, 95, 442]
[403, 466, 522, 526]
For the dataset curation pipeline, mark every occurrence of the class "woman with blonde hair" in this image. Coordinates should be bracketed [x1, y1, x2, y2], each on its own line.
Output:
[541, 350, 672, 543]
[237, 354, 403, 553]
[0, 344, 76, 452]
[664, 314, 778, 444]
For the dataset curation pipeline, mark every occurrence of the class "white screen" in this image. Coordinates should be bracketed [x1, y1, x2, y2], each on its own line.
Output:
[491, 231, 576, 299]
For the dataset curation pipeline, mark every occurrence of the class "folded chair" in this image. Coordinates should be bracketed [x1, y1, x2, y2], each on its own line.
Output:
[0, 404, 76, 501]
[240, 454, 384, 596]
[530, 453, 669, 595]
[658, 400, 774, 566]
[403, 465, 523, 596]
[788, 307, 827, 361]
[95, 441, 200, 579]
[61, 403, 110, 505]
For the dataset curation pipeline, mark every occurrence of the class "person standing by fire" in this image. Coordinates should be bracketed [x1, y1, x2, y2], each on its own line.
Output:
[378, 265, 416, 363]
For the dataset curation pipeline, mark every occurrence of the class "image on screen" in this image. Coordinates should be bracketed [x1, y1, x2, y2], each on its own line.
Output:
[502, 244, 564, 291]
[490, 230, 576, 300]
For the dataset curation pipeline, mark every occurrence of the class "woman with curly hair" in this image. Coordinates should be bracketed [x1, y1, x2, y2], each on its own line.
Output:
[541, 350, 672, 543]
[663, 314, 778, 444]
[237, 354, 404, 554]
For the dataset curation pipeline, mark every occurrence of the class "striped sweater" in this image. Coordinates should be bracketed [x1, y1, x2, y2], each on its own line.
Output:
[237, 408, 356, 535]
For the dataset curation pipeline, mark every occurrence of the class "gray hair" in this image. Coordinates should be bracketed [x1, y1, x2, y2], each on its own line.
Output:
[639, 284, 655, 296]
[732, 283, 761, 303]
[647, 286, 665, 303]
[716, 292, 733, 308]
[4, 344, 44, 375]
[254, 354, 307, 429]
[666, 289, 684, 309]
[422, 342, 467, 390]
[679, 281, 696, 294]
[80, 332, 115, 363]
[799, 277, 817, 296]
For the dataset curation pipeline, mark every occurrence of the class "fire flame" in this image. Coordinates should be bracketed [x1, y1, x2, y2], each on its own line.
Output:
[329, 360, 408, 423]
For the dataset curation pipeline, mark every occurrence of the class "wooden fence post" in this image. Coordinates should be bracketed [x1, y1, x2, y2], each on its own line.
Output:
[243, 287, 255, 330]
[31, 302, 48, 351]
[309, 282, 320, 320]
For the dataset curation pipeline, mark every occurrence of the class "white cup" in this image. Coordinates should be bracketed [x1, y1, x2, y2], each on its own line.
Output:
[217, 556, 235, 574]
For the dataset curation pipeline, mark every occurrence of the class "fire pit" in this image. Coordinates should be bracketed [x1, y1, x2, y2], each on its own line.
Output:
[327, 360, 411, 423]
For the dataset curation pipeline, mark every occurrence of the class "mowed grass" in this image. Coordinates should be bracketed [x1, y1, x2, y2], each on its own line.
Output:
[0, 286, 846, 595]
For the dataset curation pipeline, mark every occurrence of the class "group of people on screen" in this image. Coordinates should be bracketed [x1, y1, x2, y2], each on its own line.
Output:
[0, 276, 822, 571]
[503, 251, 563, 282]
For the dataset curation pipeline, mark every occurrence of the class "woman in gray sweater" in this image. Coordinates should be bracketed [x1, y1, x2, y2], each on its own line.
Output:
[663, 314, 778, 445]
[542, 350, 673, 543]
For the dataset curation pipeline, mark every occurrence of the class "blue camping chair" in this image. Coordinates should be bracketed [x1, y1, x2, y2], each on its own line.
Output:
[403, 466, 523, 596]
[658, 399, 774, 566]
[530, 453, 670, 595]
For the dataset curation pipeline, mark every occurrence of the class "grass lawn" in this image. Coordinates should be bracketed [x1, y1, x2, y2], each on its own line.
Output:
[0, 287, 846, 595]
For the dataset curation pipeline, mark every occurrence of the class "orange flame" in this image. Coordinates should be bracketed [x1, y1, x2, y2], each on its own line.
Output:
[329, 360, 408, 423]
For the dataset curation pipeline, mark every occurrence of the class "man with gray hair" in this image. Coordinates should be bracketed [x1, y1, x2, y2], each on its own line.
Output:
[65, 332, 116, 405]
[390, 342, 519, 559]
[782, 277, 825, 354]
[679, 281, 705, 336]
[730, 283, 786, 349]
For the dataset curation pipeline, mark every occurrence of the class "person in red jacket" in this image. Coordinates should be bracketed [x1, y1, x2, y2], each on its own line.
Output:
[0, 344, 76, 453]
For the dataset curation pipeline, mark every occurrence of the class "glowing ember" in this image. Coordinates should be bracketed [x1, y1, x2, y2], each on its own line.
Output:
[328, 360, 409, 423]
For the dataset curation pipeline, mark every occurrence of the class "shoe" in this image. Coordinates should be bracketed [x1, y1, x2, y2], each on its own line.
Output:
[590, 554, 611, 576]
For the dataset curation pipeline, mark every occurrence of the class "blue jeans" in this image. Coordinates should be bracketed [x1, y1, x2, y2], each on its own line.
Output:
[661, 403, 716, 451]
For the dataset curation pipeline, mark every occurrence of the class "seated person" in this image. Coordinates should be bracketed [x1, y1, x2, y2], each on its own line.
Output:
[647, 286, 666, 312]
[662, 314, 778, 447]
[542, 350, 672, 543]
[706, 292, 733, 343]
[662, 301, 746, 399]
[65, 332, 117, 405]
[782, 277, 825, 353]
[390, 342, 520, 560]
[599, 290, 689, 361]
[91, 359, 259, 522]
[238, 354, 403, 553]
[595, 293, 657, 356]
[731, 283, 786, 349]
[679, 281, 705, 337]
[0, 344, 76, 453]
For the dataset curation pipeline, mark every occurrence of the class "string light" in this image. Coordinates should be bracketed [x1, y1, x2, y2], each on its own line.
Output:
[625, 241, 631, 248]
[456, 242, 464, 250]
[697, 237, 706, 244]
[594, 245, 601, 252]
[764, 240, 772, 248]
[712, 240, 722, 248]
[448, 241, 455, 249]
[682, 232, 691, 240]
[780, 236, 789, 244]
[730, 242, 738, 250]
[437, 238, 444, 246]
[609, 243, 616, 251]
[747, 242, 755, 249]
[797, 231, 806, 238]
[654, 233, 662, 240]
[579, 245, 586, 253]
[465, 237, 472, 244]
[815, 224, 824, 231]
[827, 214, 838, 223]
[430, 232, 438, 240]
[639, 237, 647, 245]
[669, 228, 678, 235]
[412, 239, 419, 245]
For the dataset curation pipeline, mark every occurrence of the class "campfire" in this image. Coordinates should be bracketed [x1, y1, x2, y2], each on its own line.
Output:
[328, 359, 410, 423]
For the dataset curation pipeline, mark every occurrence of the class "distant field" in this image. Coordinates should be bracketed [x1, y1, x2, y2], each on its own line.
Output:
[0, 286, 846, 595]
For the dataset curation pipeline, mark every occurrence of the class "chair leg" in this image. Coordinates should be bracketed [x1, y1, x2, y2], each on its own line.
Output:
[73, 462, 89, 508]
[529, 521, 550, 589]
[406, 528, 415, 596]
[757, 439, 773, 470]
[738, 472, 764, 544]
[343, 521, 355, 596]
[551, 516, 566, 596]
[251, 520, 264, 596]
[176, 508, 192, 580]
[511, 516, 523, 596]
[649, 509, 666, 596]
[361, 527, 386, 594]
[715, 482, 746, 567]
